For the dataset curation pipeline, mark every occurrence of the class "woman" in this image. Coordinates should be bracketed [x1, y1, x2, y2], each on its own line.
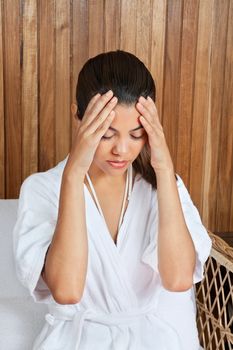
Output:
[13, 50, 212, 349]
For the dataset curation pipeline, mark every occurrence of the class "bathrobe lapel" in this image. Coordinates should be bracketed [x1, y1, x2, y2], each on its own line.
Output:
[83, 177, 141, 309]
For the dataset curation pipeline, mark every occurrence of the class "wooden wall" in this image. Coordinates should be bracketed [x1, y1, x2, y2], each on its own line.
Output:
[0, 0, 232, 236]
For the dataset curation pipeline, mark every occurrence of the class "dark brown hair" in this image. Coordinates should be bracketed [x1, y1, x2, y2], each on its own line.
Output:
[75, 50, 177, 189]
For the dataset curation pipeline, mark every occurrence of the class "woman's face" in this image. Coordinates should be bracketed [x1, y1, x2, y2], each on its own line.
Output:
[92, 103, 148, 177]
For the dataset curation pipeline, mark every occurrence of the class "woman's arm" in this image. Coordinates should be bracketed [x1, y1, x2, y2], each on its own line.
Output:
[42, 169, 88, 304]
[156, 169, 196, 292]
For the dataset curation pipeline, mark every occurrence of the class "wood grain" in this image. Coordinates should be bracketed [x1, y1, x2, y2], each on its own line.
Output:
[22, 0, 38, 180]
[39, 0, 55, 170]
[163, 0, 183, 166]
[0, 0, 232, 237]
[55, 0, 71, 163]
[176, 0, 199, 187]
[71, 0, 89, 143]
[3, 0, 21, 198]
[216, 0, 233, 231]
[191, 0, 214, 217]
[150, 0, 167, 119]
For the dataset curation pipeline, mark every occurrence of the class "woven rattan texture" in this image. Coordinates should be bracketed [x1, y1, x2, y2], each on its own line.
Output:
[194, 231, 233, 350]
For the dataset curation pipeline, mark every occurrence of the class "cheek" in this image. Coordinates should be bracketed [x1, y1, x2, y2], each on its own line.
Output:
[131, 139, 147, 156]
[94, 142, 110, 158]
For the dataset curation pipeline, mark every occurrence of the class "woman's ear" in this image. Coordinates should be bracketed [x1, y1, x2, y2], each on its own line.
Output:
[71, 103, 82, 133]
[71, 103, 78, 117]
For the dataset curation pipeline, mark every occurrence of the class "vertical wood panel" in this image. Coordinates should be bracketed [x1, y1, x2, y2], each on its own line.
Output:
[176, 0, 199, 186]
[104, 0, 121, 51]
[55, 0, 70, 162]
[120, 0, 137, 52]
[216, 0, 233, 231]
[39, 0, 55, 170]
[135, 0, 152, 69]
[190, 0, 214, 216]
[1, 0, 233, 236]
[88, 0, 104, 57]
[0, 0, 5, 198]
[22, 0, 38, 179]
[3, 0, 21, 198]
[163, 0, 183, 165]
[71, 0, 89, 143]
[150, 0, 167, 119]
[227, 0, 233, 231]
[206, 0, 229, 229]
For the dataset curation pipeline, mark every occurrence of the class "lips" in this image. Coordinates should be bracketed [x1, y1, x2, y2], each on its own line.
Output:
[107, 161, 128, 168]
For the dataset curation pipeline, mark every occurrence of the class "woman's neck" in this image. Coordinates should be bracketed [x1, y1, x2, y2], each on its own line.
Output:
[86, 166, 127, 187]
[84, 165, 136, 191]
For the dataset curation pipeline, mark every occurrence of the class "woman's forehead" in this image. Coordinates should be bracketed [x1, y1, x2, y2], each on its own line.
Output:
[111, 104, 143, 130]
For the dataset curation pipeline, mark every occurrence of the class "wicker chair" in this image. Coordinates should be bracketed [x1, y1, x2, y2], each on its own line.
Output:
[194, 230, 233, 349]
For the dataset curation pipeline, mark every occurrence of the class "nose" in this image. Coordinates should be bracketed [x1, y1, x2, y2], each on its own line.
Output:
[111, 139, 130, 157]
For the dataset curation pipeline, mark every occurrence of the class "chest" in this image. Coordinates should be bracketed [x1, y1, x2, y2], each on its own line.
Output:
[100, 195, 129, 244]
[85, 184, 129, 244]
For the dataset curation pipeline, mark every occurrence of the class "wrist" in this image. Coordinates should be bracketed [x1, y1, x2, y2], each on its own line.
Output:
[154, 167, 175, 177]
[62, 166, 86, 183]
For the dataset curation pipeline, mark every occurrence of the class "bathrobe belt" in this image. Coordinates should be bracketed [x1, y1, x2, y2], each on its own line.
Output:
[45, 303, 158, 349]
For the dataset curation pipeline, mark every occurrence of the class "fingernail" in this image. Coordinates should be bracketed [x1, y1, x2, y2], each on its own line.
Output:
[111, 96, 117, 103]
[106, 90, 113, 96]
[139, 96, 145, 102]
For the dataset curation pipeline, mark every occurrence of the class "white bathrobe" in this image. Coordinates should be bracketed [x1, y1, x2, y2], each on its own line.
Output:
[13, 154, 212, 350]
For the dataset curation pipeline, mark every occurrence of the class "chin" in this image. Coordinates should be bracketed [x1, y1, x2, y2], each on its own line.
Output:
[106, 167, 128, 176]
[103, 163, 129, 175]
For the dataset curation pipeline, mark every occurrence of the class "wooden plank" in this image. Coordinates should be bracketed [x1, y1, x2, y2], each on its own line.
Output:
[22, 0, 38, 180]
[216, 0, 233, 231]
[3, 0, 21, 198]
[150, 0, 167, 120]
[88, 0, 104, 57]
[176, 0, 199, 187]
[162, 0, 183, 165]
[55, 0, 70, 162]
[104, 0, 121, 51]
[0, 0, 5, 198]
[71, 0, 89, 143]
[202, 0, 229, 229]
[135, 0, 151, 69]
[39, 0, 55, 170]
[190, 0, 214, 217]
[120, 0, 137, 53]
[0, 0, 232, 237]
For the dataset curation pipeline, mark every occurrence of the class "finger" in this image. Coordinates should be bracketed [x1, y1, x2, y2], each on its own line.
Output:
[137, 97, 156, 122]
[136, 98, 163, 132]
[136, 102, 154, 124]
[138, 96, 160, 123]
[87, 96, 118, 135]
[146, 96, 158, 114]
[83, 92, 101, 117]
[95, 110, 116, 140]
[139, 115, 154, 136]
[146, 97, 162, 125]
[140, 96, 157, 114]
[85, 90, 114, 126]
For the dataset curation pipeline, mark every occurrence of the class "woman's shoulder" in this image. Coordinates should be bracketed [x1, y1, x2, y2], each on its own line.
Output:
[20, 155, 69, 196]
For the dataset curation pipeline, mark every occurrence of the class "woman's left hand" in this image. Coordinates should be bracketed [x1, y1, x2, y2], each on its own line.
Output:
[136, 96, 174, 173]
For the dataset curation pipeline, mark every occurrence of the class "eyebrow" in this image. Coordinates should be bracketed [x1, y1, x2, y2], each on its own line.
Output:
[108, 125, 144, 132]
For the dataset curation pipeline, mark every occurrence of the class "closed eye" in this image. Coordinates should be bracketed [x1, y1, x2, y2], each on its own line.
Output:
[101, 135, 144, 140]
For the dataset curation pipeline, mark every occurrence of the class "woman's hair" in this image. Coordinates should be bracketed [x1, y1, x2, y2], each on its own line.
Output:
[75, 50, 177, 190]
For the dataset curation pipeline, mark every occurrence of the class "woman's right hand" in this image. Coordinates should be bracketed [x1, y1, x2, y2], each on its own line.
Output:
[64, 90, 118, 177]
